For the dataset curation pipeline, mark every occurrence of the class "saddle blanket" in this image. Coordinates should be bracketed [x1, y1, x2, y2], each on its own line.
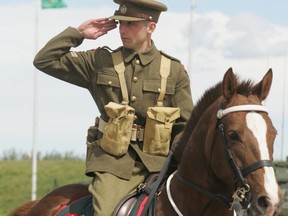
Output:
[54, 195, 93, 216]
[53, 192, 150, 216]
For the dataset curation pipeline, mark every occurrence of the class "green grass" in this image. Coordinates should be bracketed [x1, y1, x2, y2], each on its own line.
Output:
[1, 160, 288, 216]
[0, 160, 90, 216]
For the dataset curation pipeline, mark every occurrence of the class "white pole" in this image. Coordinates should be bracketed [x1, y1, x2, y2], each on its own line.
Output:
[187, 0, 196, 74]
[281, 50, 287, 161]
[31, 0, 40, 201]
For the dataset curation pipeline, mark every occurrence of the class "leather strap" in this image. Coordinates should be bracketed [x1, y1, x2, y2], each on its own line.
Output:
[111, 51, 129, 104]
[241, 160, 273, 177]
[140, 151, 173, 216]
[98, 117, 108, 133]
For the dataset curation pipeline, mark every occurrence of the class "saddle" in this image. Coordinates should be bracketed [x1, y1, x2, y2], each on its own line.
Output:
[112, 174, 159, 216]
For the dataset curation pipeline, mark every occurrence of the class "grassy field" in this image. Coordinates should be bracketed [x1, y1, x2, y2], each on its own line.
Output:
[1, 160, 288, 216]
[0, 160, 90, 216]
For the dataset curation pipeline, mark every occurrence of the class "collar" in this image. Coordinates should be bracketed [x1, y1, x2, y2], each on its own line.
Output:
[121, 41, 159, 65]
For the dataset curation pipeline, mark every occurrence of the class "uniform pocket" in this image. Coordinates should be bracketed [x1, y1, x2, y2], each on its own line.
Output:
[143, 80, 175, 107]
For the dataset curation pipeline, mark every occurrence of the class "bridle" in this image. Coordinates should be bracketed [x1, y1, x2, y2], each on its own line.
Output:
[166, 105, 274, 216]
[217, 105, 273, 209]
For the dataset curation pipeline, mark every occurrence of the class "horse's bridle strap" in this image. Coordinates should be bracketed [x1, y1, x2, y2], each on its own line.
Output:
[217, 105, 268, 119]
[241, 160, 273, 177]
[175, 172, 231, 208]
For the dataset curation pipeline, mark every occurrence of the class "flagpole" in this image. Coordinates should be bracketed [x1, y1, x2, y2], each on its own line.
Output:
[281, 50, 287, 161]
[187, 0, 196, 74]
[31, 0, 40, 201]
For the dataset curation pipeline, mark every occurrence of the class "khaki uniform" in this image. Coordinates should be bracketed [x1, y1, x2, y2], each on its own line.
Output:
[34, 25, 193, 214]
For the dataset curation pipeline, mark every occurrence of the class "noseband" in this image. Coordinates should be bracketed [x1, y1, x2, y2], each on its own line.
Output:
[167, 104, 274, 216]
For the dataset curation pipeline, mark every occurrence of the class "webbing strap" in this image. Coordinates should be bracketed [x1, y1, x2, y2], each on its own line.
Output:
[111, 51, 129, 104]
[157, 55, 171, 107]
[112, 52, 171, 106]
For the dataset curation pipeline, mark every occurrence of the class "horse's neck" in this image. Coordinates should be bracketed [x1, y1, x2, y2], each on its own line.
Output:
[157, 173, 233, 216]
[178, 102, 218, 186]
[178, 97, 227, 185]
[161, 100, 234, 216]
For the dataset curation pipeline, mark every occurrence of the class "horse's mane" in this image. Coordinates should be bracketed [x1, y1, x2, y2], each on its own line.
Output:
[173, 75, 255, 161]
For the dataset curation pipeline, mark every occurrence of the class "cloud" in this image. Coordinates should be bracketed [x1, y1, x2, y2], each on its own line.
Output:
[191, 12, 288, 60]
[224, 13, 288, 58]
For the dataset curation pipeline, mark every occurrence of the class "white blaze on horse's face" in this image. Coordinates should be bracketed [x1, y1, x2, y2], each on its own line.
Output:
[246, 112, 280, 206]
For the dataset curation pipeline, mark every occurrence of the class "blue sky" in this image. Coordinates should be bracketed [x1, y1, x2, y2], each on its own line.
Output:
[1, 0, 287, 25]
[0, 0, 287, 160]
[67, 0, 286, 26]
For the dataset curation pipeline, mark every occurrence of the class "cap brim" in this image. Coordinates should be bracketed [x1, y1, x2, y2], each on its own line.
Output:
[109, 15, 146, 21]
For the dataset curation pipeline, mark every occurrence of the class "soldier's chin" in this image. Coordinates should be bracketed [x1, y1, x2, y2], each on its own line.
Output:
[121, 40, 133, 49]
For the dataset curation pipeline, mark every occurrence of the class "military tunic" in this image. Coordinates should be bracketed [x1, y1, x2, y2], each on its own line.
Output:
[33, 26, 193, 180]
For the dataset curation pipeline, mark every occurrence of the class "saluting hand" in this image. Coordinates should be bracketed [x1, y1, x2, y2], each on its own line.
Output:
[77, 18, 118, 40]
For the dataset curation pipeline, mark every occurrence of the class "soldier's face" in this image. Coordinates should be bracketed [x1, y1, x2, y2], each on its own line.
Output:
[119, 21, 155, 52]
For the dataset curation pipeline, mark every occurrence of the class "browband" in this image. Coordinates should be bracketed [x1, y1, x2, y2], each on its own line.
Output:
[217, 105, 268, 119]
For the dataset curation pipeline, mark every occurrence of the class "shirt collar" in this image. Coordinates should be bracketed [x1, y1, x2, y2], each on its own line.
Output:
[121, 41, 158, 65]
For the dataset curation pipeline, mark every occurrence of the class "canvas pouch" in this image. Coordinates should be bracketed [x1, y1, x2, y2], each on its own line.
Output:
[143, 106, 180, 156]
[101, 102, 135, 156]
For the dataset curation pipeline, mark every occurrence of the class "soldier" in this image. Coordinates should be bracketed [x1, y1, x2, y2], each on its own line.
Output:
[33, 0, 194, 215]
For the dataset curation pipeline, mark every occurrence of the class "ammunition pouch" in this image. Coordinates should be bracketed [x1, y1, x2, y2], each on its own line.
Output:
[101, 102, 135, 156]
[143, 106, 180, 156]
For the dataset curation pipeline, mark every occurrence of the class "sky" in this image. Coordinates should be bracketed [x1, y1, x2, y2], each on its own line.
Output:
[0, 0, 287, 160]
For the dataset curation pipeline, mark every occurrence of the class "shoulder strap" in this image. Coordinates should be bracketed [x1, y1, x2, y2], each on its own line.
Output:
[157, 55, 171, 107]
[111, 51, 129, 105]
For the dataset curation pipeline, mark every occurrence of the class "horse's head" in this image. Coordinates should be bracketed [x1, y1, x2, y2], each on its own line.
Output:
[210, 68, 283, 215]
[175, 68, 283, 216]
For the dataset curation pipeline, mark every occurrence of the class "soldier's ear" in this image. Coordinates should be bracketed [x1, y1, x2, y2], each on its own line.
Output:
[147, 22, 156, 34]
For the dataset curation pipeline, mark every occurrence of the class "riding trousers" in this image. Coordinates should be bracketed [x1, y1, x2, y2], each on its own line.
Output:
[88, 161, 149, 216]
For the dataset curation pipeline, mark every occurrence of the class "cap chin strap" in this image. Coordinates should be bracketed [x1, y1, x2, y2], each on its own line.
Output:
[217, 105, 268, 119]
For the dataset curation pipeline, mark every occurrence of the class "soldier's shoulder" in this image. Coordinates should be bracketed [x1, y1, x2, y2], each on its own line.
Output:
[160, 51, 188, 75]
[160, 51, 181, 63]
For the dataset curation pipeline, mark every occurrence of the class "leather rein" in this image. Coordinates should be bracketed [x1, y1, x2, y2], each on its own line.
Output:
[166, 105, 274, 216]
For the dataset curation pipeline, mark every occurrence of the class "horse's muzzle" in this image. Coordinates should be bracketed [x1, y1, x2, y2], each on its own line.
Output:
[242, 195, 283, 216]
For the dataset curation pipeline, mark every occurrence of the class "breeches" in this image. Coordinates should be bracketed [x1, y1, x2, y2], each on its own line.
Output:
[88, 161, 149, 216]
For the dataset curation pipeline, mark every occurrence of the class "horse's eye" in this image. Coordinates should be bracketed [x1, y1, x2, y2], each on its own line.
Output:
[228, 131, 240, 141]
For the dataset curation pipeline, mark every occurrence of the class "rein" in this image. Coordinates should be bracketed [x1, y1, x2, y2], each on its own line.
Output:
[166, 104, 273, 216]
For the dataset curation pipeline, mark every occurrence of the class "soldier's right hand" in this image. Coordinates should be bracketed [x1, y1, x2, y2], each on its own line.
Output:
[77, 18, 118, 40]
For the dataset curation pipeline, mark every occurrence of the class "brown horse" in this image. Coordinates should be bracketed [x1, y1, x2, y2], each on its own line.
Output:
[10, 68, 283, 216]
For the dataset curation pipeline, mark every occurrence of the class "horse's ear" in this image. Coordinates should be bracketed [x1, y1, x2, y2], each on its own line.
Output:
[222, 67, 237, 101]
[251, 69, 273, 101]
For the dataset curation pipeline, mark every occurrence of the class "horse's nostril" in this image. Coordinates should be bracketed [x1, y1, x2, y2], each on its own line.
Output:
[258, 196, 271, 209]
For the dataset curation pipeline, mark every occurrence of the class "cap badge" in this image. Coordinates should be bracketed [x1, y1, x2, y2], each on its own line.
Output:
[120, 5, 127, 14]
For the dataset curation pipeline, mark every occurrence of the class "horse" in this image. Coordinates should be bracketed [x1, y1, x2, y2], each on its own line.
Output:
[10, 68, 283, 216]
